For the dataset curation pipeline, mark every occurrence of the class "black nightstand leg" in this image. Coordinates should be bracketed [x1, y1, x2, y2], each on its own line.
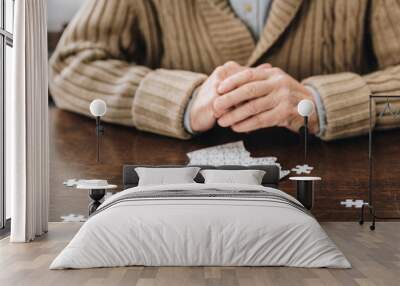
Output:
[359, 204, 365, 225]
[88, 189, 105, 215]
[296, 181, 314, 210]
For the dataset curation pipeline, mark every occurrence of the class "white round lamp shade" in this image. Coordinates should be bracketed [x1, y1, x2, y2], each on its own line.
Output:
[90, 99, 107, 117]
[297, 99, 314, 117]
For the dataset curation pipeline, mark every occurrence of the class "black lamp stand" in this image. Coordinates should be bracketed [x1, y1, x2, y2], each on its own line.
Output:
[95, 116, 104, 162]
[359, 95, 400, 230]
[303, 116, 308, 161]
[292, 115, 317, 211]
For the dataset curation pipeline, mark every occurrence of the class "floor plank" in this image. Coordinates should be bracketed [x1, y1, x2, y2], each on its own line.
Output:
[1, 222, 399, 286]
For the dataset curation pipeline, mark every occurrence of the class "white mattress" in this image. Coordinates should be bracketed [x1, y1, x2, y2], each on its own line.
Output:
[50, 183, 350, 269]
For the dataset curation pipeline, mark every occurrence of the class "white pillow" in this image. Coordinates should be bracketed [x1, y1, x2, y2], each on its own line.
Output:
[200, 169, 266, 185]
[135, 167, 200, 186]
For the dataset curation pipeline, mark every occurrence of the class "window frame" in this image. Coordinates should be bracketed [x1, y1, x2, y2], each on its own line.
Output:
[0, 0, 14, 231]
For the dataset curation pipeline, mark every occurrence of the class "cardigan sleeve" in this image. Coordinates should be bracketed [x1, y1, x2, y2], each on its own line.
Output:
[49, 0, 206, 139]
[302, 0, 400, 141]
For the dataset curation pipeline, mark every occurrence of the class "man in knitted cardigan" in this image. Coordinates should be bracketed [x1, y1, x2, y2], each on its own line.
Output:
[49, 0, 400, 140]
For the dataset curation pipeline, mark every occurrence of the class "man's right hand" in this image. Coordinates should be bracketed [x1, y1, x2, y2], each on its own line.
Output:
[190, 61, 245, 133]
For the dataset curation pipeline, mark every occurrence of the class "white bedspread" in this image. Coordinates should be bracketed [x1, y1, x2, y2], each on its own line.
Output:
[50, 183, 350, 269]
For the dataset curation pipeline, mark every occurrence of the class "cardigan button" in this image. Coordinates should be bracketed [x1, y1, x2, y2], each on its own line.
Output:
[244, 3, 253, 13]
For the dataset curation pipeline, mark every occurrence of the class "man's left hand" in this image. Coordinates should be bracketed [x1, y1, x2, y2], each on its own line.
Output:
[213, 66, 319, 134]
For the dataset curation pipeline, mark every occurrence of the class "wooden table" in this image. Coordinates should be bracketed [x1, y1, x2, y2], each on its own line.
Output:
[49, 106, 400, 222]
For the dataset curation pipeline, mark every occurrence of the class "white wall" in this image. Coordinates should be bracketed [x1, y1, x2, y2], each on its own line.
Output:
[47, 0, 84, 31]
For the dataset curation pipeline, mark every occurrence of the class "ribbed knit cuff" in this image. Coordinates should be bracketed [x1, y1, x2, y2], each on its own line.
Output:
[305, 85, 326, 137]
[132, 69, 207, 139]
[302, 72, 375, 141]
[183, 87, 201, 135]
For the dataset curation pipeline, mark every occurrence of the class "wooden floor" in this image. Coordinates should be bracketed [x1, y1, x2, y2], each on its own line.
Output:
[49, 106, 400, 222]
[1, 222, 399, 286]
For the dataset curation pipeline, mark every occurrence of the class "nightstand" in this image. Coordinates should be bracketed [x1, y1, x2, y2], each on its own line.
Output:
[64, 179, 117, 215]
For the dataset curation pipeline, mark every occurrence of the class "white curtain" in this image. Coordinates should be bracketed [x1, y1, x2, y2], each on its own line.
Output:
[7, 0, 49, 242]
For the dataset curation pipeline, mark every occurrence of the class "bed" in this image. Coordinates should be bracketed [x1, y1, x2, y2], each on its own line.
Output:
[50, 165, 350, 269]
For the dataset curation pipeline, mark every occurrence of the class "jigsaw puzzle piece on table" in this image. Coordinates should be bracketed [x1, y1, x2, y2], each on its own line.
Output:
[187, 141, 290, 179]
[291, 164, 314, 175]
[60, 213, 87, 222]
[63, 179, 78, 187]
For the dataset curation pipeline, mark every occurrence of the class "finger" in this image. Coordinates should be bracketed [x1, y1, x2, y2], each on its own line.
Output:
[214, 106, 234, 119]
[214, 80, 275, 114]
[223, 60, 241, 69]
[218, 67, 271, 94]
[231, 107, 283, 133]
[217, 92, 278, 127]
[214, 61, 245, 80]
[257, 63, 272, 70]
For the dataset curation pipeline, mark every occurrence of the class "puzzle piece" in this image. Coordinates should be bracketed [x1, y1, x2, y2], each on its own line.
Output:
[60, 213, 87, 222]
[340, 199, 365, 208]
[280, 170, 291, 179]
[187, 141, 290, 180]
[291, 164, 314, 175]
[63, 179, 78, 187]
[187, 141, 250, 159]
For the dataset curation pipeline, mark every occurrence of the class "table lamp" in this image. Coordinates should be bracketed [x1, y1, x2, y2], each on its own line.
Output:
[297, 99, 314, 161]
[290, 99, 319, 211]
[89, 99, 107, 162]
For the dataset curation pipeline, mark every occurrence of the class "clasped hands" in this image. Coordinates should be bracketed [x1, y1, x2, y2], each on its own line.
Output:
[190, 61, 319, 135]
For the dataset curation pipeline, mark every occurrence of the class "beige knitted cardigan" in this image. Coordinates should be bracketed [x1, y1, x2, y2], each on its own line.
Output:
[49, 0, 400, 140]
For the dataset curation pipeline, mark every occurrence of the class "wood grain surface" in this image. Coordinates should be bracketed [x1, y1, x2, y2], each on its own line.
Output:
[1, 222, 399, 286]
[49, 106, 400, 222]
